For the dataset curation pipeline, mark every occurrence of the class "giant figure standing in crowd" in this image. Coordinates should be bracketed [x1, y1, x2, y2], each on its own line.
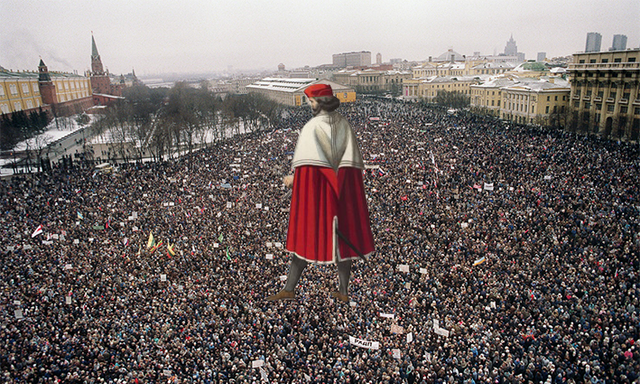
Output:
[267, 84, 375, 303]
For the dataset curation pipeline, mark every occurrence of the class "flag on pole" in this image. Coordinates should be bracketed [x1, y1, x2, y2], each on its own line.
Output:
[147, 232, 155, 249]
[218, 233, 224, 242]
[167, 243, 175, 257]
[225, 246, 231, 261]
[31, 225, 43, 238]
[77, 211, 83, 220]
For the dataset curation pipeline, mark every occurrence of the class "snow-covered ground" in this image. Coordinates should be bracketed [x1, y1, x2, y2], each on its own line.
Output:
[13, 114, 97, 152]
[1, 115, 98, 178]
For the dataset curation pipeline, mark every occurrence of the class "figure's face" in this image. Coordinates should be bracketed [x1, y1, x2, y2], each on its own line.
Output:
[307, 97, 318, 109]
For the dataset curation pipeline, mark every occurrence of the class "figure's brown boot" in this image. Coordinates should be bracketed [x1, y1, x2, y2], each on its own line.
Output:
[331, 291, 349, 303]
[266, 290, 295, 301]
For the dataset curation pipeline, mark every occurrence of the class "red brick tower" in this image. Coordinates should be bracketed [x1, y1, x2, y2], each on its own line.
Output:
[89, 34, 112, 95]
[38, 59, 57, 105]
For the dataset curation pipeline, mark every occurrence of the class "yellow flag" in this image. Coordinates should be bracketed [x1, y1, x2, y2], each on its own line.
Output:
[147, 231, 155, 249]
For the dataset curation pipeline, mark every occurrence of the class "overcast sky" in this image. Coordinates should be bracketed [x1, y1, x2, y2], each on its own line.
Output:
[1, 0, 638, 77]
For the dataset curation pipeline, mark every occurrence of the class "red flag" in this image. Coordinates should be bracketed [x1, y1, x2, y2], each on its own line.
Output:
[31, 225, 43, 238]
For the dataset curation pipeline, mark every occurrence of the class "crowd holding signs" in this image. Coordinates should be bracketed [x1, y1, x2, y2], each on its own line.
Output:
[0, 98, 638, 383]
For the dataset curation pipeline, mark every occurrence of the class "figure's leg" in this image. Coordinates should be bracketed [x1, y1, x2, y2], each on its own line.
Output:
[336, 259, 353, 296]
[284, 255, 308, 292]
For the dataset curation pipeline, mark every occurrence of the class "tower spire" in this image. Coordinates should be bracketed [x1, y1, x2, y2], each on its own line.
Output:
[91, 33, 104, 75]
[91, 33, 100, 58]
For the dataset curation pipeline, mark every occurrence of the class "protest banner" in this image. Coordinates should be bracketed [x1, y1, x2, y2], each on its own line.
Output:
[349, 336, 379, 350]
[407, 332, 414, 343]
[390, 324, 405, 334]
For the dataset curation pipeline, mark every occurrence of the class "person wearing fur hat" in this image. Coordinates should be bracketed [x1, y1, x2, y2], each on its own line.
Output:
[267, 83, 375, 303]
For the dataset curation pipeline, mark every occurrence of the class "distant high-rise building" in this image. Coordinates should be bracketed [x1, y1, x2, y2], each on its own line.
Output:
[585, 32, 602, 53]
[537, 52, 547, 62]
[504, 34, 518, 56]
[376, 53, 382, 65]
[610, 34, 627, 51]
[332, 51, 371, 68]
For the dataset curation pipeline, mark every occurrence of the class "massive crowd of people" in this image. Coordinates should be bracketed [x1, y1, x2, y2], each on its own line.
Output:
[0, 98, 638, 383]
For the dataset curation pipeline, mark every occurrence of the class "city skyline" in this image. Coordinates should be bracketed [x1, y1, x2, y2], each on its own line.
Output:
[1, 0, 639, 76]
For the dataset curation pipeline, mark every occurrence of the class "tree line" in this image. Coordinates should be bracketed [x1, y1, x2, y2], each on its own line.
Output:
[88, 82, 285, 164]
[0, 108, 49, 151]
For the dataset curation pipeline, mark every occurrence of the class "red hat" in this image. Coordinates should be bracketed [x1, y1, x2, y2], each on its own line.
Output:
[304, 83, 333, 98]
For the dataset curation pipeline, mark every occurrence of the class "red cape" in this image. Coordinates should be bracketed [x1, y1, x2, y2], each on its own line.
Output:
[286, 165, 375, 264]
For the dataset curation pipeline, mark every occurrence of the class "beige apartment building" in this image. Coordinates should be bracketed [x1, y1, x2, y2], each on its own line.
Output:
[499, 81, 570, 126]
[568, 49, 640, 140]
[332, 69, 411, 94]
[411, 62, 437, 79]
[469, 77, 519, 116]
[402, 76, 478, 101]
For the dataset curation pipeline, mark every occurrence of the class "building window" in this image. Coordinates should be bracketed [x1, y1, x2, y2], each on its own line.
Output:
[0, 87, 4, 96]
[26, 100, 33, 109]
[14, 102, 21, 111]
[574, 101, 579, 108]
[585, 102, 591, 109]
[22, 84, 29, 94]
[607, 104, 615, 112]
[634, 107, 640, 115]
[621, 106, 628, 114]
[596, 104, 602, 110]
[9, 84, 17, 95]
